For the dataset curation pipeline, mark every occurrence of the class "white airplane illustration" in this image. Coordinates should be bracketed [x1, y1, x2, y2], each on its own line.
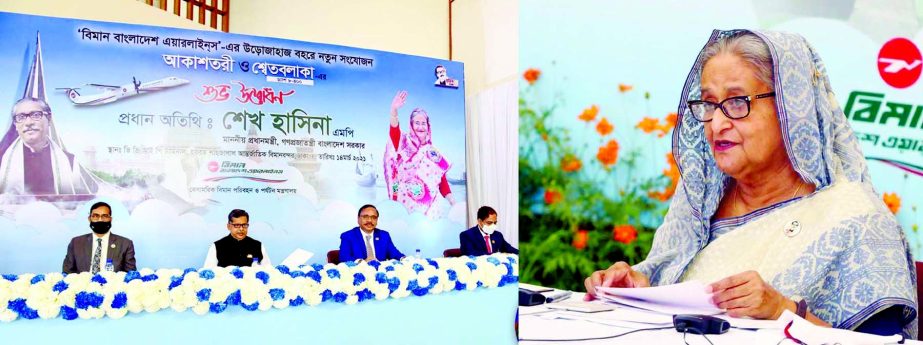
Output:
[56, 76, 189, 105]
[878, 58, 922, 73]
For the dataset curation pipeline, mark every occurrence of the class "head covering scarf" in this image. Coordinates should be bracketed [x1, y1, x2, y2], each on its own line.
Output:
[404, 108, 433, 153]
[633, 29, 916, 335]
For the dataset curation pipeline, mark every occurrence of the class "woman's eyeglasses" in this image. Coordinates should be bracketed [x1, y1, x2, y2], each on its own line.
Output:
[686, 92, 775, 122]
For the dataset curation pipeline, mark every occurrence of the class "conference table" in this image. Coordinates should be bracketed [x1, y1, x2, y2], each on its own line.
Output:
[518, 291, 921, 344]
[4, 282, 517, 344]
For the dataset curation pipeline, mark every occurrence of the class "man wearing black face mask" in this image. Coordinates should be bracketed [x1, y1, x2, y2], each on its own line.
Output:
[62, 201, 136, 274]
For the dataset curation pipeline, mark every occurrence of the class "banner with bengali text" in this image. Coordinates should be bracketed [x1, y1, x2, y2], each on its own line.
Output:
[0, 12, 467, 274]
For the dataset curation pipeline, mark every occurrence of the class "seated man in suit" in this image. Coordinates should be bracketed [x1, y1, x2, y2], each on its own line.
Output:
[203, 209, 272, 268]
[339, 204, 405, 262]
[63, 201, 136, 273]
[460, 206, 518, 256]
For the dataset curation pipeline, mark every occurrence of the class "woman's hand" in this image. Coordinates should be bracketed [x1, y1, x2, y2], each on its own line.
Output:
[584, 261, 650, 300]
[390, 90, 407, 127]
[708, 270, 792, 319]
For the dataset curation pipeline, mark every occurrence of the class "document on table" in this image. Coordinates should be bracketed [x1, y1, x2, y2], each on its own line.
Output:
[525, 286, 786, 331]
[595, 280, 723, 315]
[519, 283, 554, 293]
[717, 315, 785, 329]
[546, 310, 673, 329]
[560, 304, 673, 325]
[281, 248, 314, 267]
[779, 310, 904, 344]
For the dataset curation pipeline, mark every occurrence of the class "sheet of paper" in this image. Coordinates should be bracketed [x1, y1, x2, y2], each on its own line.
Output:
[531, 303, 674, 330]
[539, 300, 674, 324]
[280, 248, 314, 267]
[518, 306, 556, 316]
[545, 297, 784, 330]
[566, 305, 674, 325]
[519, 283, 554, 293]
[716, 315, 785, 329]
[595, 280, 724, 315]
[545, 300, 615, 313]
[779, 310, 904, 345]
[546, 311, 671, 329]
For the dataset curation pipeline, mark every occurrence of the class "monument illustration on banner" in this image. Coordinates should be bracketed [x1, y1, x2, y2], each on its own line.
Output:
[56, 76, 188, 105]
[0, 32, 106, 206]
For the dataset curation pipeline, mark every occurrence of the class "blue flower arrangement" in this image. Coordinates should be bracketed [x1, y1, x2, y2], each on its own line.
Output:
[0, 254, 518, 322]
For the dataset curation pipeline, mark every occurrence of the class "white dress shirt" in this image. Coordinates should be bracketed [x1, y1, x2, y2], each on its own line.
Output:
[90, 231, 110, 273]
[203, 242, 272, 268]
[363, 232, 376, 260]
[479, 228, 494, 254]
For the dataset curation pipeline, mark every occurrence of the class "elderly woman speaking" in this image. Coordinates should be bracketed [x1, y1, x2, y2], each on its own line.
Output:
[584, 30, 917, 336]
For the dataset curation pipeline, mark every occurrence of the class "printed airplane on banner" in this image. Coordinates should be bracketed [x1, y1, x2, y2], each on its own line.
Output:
[56, 76, 189, 105]
[878, 58, 921, 74]
[876, 37, 922, 89]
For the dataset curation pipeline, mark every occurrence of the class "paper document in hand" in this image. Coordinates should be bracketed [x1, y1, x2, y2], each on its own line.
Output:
[595, 280, 723, 315]
[280, 248, 314, 267]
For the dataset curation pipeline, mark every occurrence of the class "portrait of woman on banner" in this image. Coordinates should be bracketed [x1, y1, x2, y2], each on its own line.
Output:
[384, 90, 456, 217]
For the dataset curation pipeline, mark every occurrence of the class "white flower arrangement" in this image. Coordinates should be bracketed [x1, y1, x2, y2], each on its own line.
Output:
[0, 254, 518, 322]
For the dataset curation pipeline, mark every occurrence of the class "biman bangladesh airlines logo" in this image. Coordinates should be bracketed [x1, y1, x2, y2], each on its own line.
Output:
[877, 37, 922, 88]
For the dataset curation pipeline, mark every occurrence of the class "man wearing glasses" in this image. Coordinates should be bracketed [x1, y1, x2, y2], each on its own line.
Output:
[1, 34, 99, 196]
[0, 98, 98, 196]
[203, 209, 272, 268]
[338, 204, 405, 262]
[62, 201, 136, 273]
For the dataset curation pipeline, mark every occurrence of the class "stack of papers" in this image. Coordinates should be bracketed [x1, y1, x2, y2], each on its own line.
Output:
[595, 280, 723, 315]
[520, 283, 788, 331]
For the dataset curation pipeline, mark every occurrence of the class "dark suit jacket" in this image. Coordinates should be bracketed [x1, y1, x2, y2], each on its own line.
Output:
[339, 227, 405, 262]
[460, 226, 518, 256]
[63, 233, 136, 273]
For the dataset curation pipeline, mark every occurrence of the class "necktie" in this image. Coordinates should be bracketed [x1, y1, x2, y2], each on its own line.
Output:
[484, 235, 492, 254]
[365, 235, 375, 261]
[91, 238, 102, 274]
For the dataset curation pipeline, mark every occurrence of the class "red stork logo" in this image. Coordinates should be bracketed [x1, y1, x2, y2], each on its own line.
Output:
[877, 38, 922, 88]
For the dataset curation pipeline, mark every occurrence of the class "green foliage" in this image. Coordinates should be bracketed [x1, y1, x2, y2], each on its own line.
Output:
[519, 73, 672, 292]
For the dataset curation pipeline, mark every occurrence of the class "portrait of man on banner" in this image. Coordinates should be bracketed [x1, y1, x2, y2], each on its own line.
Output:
[434, 65, 459, 88]
[0, 34, 99, 198]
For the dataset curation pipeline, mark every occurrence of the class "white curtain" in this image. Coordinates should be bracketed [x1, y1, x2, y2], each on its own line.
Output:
[465, 77, 518, 245]
[452, 0, 518, 245]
